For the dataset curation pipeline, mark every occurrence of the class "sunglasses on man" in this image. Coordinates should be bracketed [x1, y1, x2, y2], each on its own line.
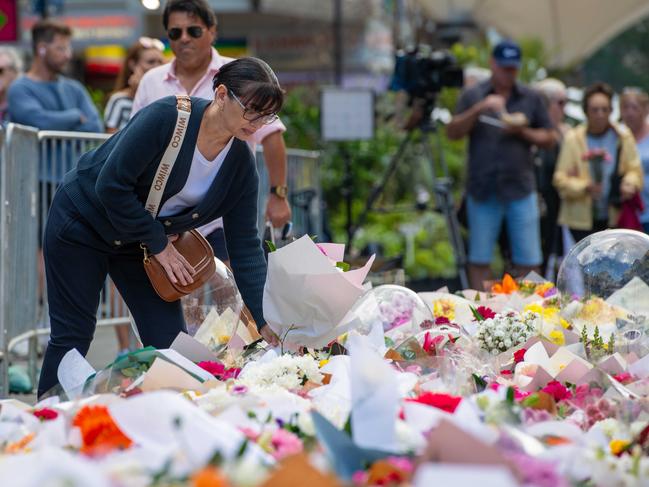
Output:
[167, 26, 204, 41]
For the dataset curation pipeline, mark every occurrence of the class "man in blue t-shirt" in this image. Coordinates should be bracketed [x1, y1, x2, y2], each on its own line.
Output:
[8, 19, 102, 134]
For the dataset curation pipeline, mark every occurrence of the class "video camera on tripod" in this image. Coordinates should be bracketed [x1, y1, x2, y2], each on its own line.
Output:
[390, 46, 464, 106]
[348, 45, 469, 288]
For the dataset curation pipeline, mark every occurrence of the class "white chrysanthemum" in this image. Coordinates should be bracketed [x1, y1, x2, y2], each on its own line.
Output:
[238, 354, 323, 390]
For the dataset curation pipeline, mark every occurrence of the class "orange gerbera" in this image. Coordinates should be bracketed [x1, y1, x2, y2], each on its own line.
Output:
[192, 466, 230, 487]
[491, 273, 519, 294]
[72, 404, 132, 456]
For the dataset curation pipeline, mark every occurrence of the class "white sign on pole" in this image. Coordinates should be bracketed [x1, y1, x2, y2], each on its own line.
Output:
[321, 88, 374, 141]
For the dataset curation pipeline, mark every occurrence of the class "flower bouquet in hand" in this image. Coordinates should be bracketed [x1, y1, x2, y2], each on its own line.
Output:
[582, 148, 611, 183]
[263, 235, 375, 348]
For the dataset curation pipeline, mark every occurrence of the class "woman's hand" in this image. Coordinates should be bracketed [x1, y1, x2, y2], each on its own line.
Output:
[620, 179, 636, 201]
[154, 235, 196, 285]
[259, 324, 279, 346]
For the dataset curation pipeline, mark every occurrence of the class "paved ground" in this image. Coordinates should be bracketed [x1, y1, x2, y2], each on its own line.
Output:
[8, 324, 120, 405]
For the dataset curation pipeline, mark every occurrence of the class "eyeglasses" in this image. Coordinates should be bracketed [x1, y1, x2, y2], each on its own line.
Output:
[228, 89, 279, 125]
[139, 36, 165, 51]
[167, 26, 204, 41]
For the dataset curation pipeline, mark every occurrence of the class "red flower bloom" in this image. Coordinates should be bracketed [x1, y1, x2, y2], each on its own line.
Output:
[514, 348, 527, 364]
[197, 361, 240, 380]
[476, 306, 496, 319]
[221, 367, 241, 380]
[406, 392, 462, 413]
[32, 407, 58, 421]
[613, 372, 633, 385]
[198, 361, 225, 376]
[541, 380, 572, 402]
[422, 332, 445, 354]
[434, 316, 450, 325]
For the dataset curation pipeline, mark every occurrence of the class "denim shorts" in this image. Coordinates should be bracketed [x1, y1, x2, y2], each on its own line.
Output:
[467, 192, 542, 266]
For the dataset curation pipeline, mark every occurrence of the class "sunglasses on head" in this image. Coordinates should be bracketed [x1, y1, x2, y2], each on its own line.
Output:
[167, 26, 204, 41]
[139, 36, 165, 51]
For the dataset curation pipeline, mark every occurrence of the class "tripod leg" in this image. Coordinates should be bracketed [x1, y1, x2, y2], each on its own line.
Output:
[348, 130, 415, 245]
[421, 135, 469, 289]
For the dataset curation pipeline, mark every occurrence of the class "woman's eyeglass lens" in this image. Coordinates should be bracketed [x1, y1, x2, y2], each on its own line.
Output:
[229, 90, 278, 125]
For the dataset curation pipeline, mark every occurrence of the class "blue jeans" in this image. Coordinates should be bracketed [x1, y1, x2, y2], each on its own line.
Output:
[467, 192, 542, 266]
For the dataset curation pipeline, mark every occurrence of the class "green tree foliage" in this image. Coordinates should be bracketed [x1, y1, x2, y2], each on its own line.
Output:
[583, 16, 649, 91]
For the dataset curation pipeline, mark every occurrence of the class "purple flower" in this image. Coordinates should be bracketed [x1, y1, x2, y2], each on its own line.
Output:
[505, 452, 568, 487]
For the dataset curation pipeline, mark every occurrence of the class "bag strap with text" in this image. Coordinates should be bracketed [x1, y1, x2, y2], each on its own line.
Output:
[144, 95, 192, 217]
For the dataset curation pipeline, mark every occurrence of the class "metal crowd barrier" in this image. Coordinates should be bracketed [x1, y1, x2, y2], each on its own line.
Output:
[0, 125, 321, 395]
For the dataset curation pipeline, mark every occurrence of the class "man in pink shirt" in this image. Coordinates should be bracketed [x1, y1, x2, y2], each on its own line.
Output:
[132, 0, 290, 261]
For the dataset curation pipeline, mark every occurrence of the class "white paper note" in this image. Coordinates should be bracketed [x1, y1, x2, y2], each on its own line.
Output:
[57, 349, 96, 399]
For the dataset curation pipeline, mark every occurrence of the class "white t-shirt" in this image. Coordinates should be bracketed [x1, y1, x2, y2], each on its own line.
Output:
[159, 138, 234, 224]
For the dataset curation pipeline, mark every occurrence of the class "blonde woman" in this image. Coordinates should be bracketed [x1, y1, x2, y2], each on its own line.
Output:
[553, 82, 643, 242]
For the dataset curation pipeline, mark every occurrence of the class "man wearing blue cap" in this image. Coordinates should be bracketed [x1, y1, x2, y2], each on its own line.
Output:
[447, 40, 555, 289]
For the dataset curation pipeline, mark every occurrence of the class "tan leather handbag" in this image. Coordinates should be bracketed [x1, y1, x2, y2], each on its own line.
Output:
[141, 95, 216, 302]
[142, 230, 216, 302]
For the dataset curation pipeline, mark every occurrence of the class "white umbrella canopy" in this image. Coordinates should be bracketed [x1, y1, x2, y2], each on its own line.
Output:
[415, 0, 649, 68]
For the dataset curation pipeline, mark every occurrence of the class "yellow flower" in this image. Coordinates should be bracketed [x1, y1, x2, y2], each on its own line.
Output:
[257, 431, 273, 453]
[433, 299, 455, 320]
[543, 307, 560, 320]
[559, 318, 570, 329]
[524, 303, 543, 315]
[549, 330, 565, 346]
[610, 439, 630, 455]
[534, 282, 555, 297]
[218, 335, 231, 344]
[319, 359, 330, 368]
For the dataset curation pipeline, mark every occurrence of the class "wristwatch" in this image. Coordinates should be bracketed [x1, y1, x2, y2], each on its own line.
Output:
[270, 185, 288, 198]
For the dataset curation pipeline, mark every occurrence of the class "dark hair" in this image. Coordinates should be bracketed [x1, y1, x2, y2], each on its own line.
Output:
[162, 0, 216, 30]
[582, 82, 614, 113]
[212, 57, 284, 116]
[31, 19, 72, 54]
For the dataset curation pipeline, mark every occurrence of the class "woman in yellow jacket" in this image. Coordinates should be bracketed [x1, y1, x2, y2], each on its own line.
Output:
[553, 82, 643, 243]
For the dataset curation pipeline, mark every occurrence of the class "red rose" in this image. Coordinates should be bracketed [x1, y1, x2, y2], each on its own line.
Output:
[541, 380, 572, 402]
[32, 407, 59, 421]
[406, 392, 462, 413]
[513, 348, 527, 364]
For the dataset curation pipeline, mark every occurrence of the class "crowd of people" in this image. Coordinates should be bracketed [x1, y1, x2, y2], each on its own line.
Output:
[2, 1, 649, 392]
[448, 40, 649, 289]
